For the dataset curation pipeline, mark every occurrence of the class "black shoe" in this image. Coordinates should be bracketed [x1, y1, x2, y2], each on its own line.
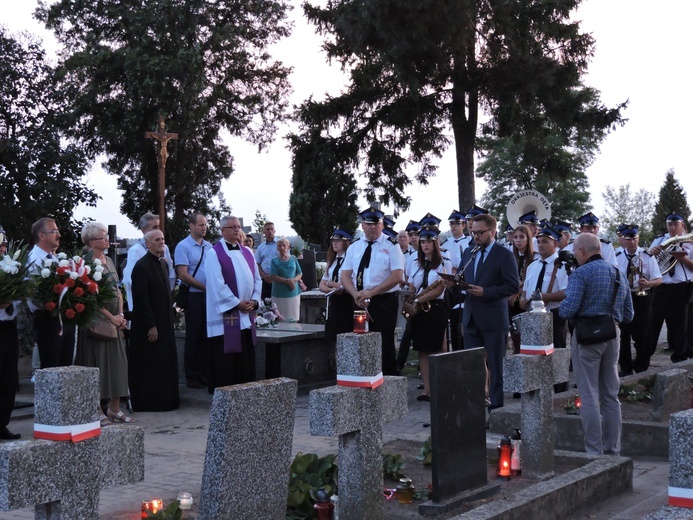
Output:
[416, 394, 430, 402]
[618, 369, 633, 378]
[0, 427, 21, 440]
[417, 383, 424, 389]
[513, 392, 521, 399]
[186, 379, 205, 389]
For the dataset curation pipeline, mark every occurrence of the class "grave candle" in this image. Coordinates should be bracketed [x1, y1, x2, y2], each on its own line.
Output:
[353, 310, 367, 333]
[177, 492, 193, 510]
[574, 394, 581, 409]
[497, 436, 513, 480]
[141, 498, 163, 518]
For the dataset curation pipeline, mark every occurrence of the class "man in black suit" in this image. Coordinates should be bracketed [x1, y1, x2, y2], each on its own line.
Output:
[458, 214, 519, 409]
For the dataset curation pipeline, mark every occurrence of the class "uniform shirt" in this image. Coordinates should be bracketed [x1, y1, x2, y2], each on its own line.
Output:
[559, 256, 634, 323]
[27, 244, 56, 312]
[440, 235, 471, 272]
[615, 247, 662, 291]
[341, 232, 404, 293]
[563, 237, 618, 267]
[122, 240, 175, 311]
[407, 258, 452, 300]
[254, 239, 278, 275]
[523, 252, 569, 311]
[0, 302, 19, 321]
[321, 254, 347, 284]
[650, 234, 693, 284]
[174, 235, 212, 293]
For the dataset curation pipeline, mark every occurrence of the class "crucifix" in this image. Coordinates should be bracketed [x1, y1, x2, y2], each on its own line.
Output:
[145, 115, 178, 234]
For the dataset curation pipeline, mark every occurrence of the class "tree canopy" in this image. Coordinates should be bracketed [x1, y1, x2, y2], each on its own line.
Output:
[652, 169, 691, 235]
[0, 28, 96, 248]
[36, 0, 293, 245]
[601, 183, 656, 244]
[290, 0, 626, 217]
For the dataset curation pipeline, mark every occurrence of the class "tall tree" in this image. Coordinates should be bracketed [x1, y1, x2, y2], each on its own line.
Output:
[651, 169, 691, 235]
[0, 29, 96, 249]
[37, 0, 292, 246]
[291, 0, 626, 214]
[477, 135, 591, 227]
[289, 130, 359, 247]
[602, 184, 656, 244]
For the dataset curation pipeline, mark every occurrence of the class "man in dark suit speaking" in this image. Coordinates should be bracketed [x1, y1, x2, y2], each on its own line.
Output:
[459, 213, 519, 410]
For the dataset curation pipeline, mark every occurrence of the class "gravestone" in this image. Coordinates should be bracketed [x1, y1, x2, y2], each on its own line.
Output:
[419, 348, 499, 516]
[504, 309, 570, 479]
[198, 377, 298, 520]
[650, 368, 689, 422]
[0, 366, 144, 519]
[299, 249, 317, 290]
[668, 408, 693, 508]
[310, 332, 407, 520]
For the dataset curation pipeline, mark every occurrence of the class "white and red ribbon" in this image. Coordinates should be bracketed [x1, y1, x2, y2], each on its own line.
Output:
[34, 420, 101, 443]
[669, 486, 693, 508]
[520, 343, 555, 355]
[337, 372, 384, 389]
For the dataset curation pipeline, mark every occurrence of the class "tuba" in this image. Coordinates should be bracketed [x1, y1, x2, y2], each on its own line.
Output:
[505, 189, 552, 228]
[654, 233, 693, 275]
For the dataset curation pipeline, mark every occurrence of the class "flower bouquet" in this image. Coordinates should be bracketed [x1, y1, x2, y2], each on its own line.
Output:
[255, 298, 284, 328]
[32, 252, 117, 328]
[0, 242, 34, 306]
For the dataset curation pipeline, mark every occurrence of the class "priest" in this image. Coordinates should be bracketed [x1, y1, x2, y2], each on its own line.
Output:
[129, 229, 180, 411]
[205, 215, 262, 392]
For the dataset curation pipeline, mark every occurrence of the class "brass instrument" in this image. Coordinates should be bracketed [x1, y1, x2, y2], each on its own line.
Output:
[654, 232, 693, 275]
[505, 189, 552, 226]
[628, 254, 647, 297]
[401, 245, 480, 320]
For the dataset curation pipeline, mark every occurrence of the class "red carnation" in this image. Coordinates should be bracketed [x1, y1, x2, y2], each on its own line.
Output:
[65, 308, 76, 319]
[80, 274, 90, 284]
[53, 284, 64, 294]
[74, 303, 85, 313]
[45, 301, 56, 312]
[73, 287, 84, 297]
[87, 283, 98, 294]
[64, 278, 75, 288]
[56, 267, 68, 275]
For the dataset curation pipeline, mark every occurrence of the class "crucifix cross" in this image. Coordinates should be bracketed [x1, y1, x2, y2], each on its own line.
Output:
[224, 312, 238, 327]
[145, 115, 178, 234]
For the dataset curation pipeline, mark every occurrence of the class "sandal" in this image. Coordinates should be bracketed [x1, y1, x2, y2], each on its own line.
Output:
[107, 409, 136, 423]
[100, 414, 111, 427]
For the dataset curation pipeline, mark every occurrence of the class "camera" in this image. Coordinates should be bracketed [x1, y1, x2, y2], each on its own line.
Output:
[558, 249, 578, 275]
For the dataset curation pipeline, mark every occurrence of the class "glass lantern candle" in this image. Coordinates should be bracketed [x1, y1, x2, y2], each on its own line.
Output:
[353, 310, 367, 333]
[141, 499, 163, 518]
[396, 477, 415, 504]
[497, 436, 514, 480]
[177, 492, 193, 510]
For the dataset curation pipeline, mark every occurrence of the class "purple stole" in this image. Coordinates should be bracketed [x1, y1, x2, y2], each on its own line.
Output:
[213, 241, 257, 353]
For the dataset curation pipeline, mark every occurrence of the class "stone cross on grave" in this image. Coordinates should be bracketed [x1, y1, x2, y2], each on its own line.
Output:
[503, 310, 570, 479]
[145, 114, 178, 234]
[0, 366, 144, 519]
[310, 332, 407, 520]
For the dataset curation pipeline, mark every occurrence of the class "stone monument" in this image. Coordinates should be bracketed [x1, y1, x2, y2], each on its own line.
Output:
[0, 366, 144, 519]
[309, 332, 407, 520]
[198, 377, 298, 520]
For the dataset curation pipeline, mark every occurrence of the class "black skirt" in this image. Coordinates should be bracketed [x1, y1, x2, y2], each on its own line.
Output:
[324, 292, 355, 340]
[411, 299, 448, 352]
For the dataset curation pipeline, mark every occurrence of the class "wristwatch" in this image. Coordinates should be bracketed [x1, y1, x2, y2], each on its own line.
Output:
[252, 300, 259, 310]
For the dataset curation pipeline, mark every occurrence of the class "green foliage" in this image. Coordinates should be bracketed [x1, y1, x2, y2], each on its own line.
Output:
[0, 28, 97, 249]
[619, 376, 655, 403]
[293, 0, 625, 214]
[651, 169, 692, 235]
[382, 453, 406, 481]
[286, 452, 338, 520]
[145, 500, 182, 520]
[253, 210, 270, 234]
[601, 184, 657, 244]
[36, 0, 292, 247]
[417, 436, 432, 466]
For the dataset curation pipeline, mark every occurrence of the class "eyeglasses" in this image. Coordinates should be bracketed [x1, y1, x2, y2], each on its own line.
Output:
[471, 229, 491, 237]
[222, 226, 241, 230]
[42, 229, 60, 235]
[93, 236, 109, 241]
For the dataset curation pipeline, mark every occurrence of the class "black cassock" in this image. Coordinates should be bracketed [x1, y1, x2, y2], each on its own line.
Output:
[129, 251, 180, 411]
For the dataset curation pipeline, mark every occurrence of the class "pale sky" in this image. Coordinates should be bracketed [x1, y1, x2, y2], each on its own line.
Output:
[3, 0, 692, 239]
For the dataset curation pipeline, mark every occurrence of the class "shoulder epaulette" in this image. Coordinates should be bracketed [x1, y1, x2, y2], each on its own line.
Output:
[615, 251, 623, 257]
[654, 234, 665, 239]
[440, 247, 448, 253]
[352, 237, 361, 243]
[569, 239, 575, 244]
[387, 237, 397, 245]
[643, 250, 653, 257]
[600, 238, 611, 245]
[441, 255, 451, 263]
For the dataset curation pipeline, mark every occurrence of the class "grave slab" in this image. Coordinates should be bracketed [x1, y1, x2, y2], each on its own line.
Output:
[650, 368, 689, 422]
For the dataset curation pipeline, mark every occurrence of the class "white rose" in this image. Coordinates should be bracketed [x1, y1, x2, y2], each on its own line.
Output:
[41, 268, 51, 278]
[1, 264, 14, 274]
[57, 252, 67, 260]
[58, 259, 69, 267]
[69, 271, 79, 279]
[12, 250, 21, 261]
[72, 256, 81, 263]
[84, 265, 91, 274]
[255, 316, 268, 326]
[43, 258, 54, 267]
[93, 272, 103, 282]
[95, 265, 104, 273]
[93, 258, 102, 266]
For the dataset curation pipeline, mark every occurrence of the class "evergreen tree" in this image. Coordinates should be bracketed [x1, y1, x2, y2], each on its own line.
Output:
[292, 0, 625, 214]
[37, 0, 292, 246]
[651, 169, 691, 235]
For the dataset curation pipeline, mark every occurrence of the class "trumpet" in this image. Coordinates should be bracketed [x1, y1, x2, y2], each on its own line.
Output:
[628, 255, 647, 297]
[654, 232, 693, 275]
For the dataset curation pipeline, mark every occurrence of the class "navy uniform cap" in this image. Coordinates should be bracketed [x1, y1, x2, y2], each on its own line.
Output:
[419, 213, 441, 227]
[406, 220, 421, 232]
[359, 206, 384, 223]
[621, 225, 639, 238]
[418, 224, 440, 240]
[553, 220, 572, 232]
[330, 226, 353, 241]
[666, 212, 684, 222]
[518, 210, 540, 225]
[578, 212, 600, 226]
[504, 224, 514, 233]
[465, 204, 489, 219]
[448, 209, 465, 222]
[382, 226, 398, 239]
[615, 224, 629, 236]
[536, 226, 560, 241]
[383, 216, 396, 228]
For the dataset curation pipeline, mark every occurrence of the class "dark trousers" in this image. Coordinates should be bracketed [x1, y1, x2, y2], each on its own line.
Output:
[34, 312, 75, 369]
[396, 320, 413, 371]
[464, 321, 507, 409]
[651, 283, 692, 362]
[551, 308, 569, 392]
[208, 330, 256, 393]
[0, 319, 19, 427]
[368, 293, 399, 376]
[448, 288, 464, 351]
[619, 292, 653, 373]
[261, 281, 273, 301]
[184, 292, 209, 382]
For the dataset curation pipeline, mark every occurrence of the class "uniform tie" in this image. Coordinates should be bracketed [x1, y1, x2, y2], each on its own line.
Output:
[331, 257, 344, 282]
[535, 260, 547, 292]
[422, 260, 431, 289]
[356, 241, 374, 291]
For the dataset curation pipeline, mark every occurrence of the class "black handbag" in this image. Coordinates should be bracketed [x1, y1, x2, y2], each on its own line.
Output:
[175, 246, 205, 310]
[574, 267, 621, 345]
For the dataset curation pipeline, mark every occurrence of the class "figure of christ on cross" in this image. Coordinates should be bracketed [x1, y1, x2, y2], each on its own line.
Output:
[145, 115, 178, 234]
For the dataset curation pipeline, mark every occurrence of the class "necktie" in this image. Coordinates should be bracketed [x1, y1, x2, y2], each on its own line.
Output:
[422, 260, 431, 289]
[535, 260, 547, 292]
[356, 241, 374, 291]
[625, 254, 633, 279]
[332, 257, 344, 282]
[474, 248, 486, 283]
